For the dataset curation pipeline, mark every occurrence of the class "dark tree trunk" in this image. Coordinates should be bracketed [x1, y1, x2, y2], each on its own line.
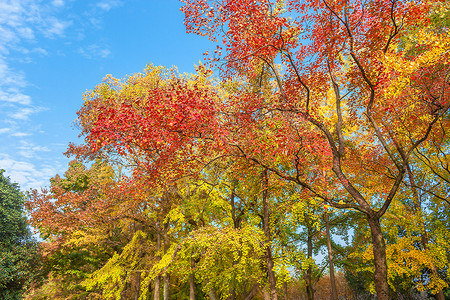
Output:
[230, 180, 241, 229]
[227, 289, 236, 300]
[227, 180, 239, 300]
[305, 212, 315, 300]
[190, 256, 195, 300]
[324, 211, 338, 300]
[134, 271, 141, 300]
[262, 169, 278, 300]
[121, 273, 131, 299]
[244, 284, 259, 300]
[154, 228, 162, 300]
[367, 213, 389, 300]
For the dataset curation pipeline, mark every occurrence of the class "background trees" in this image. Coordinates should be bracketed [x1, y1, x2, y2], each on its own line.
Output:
[0, 170, 40, 300]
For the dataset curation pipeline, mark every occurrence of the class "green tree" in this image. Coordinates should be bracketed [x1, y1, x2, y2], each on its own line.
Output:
[0, 170, 40, 300]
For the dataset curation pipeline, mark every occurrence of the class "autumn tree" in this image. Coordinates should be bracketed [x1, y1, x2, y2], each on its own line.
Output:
[69, 63, 317, 299]
[181, 0, 450, 299]
[26, 160, 139, 299]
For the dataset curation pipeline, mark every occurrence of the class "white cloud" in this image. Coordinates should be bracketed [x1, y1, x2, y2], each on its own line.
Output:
[0, 153, 60, 190]
[0, 27, 19, 51]
[88, 17, 102, 29]
[96, 0, 122, 11]
[0, 61, 27, 88]
[0, 1, 71, 55]
[9, 107, 44, 120]
[0, 1, 120, 191]
[42, 17, 72, 38]
[0, 128, 11, 134]
[32, 47, 48, 56]
[17, 26, 34, 39]
[0, 127, 33, 138]
[11, 132, 31, 137]
[79, 44, 112, 59]
[0, 55, 30, 98]
[0, 3, 37, 53]
[0, 2, 22, 27]
[21, 144, 50, 153]
[52, 0, 65, 7]
[18, 141, 50, 158]
[0, 90, 31, 105]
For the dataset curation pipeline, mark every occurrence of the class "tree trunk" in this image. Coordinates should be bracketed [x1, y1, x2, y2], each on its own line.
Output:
[227, 289, 236, 300]
[134, 271, 141, 300]
[154, 228, 162, 300]
[265, 244, 277, 300]
[163, 274, 170, 300]
[366, 213, 389, 300]
[154, 276, 161, 300]
[407, 165, 445, 300]
[190, 256, 195, 300]
[262, 169, 278, 300]
[228, 181, 239, 300]
[431, 269, 445, 300]
[163, 223, 170, 300]
[135, 227, 143, 300]
[305, 215, 315, 300]
[121, 273, 131, 299]
[230, 180, 241, 229]
[209, 287, 219, 300]
[324, 211, 338, 300]
[420, 223, 445, 300]
[244, 284, 259, 300]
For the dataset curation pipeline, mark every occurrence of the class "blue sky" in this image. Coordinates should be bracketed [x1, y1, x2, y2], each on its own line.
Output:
[0, 0, 214, 190]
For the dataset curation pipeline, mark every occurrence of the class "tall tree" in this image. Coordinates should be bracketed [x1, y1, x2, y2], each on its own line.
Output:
[26, 160, 117, 298]
[181, 0, 450, 299]
[0, 170, 40, 299]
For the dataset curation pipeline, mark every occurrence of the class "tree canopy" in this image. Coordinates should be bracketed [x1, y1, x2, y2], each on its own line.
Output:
[0, 170, 40, 300]
[23, 0, 450, 299]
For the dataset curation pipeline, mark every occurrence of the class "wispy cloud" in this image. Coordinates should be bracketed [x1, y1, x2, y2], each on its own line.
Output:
[31, 47, 48, 56]
[0, 90, 31, 105]
[96, 0, 122, 11]
[0, 126, 34, 138]
[0, 61, 27, 88]
[0, 1, 122, 192]
[9, 107, 45, 120]
[11, 132, 31, 137]
[52, 0, 65, 8]
[0, 153, 61, 190]
[18, 141, 50, 159]
[42, 17, 72, 38]
[0, 2, 23, 29]
[0, 60, 30, 105]
[79, 44, 112, 59]
[0, 0, 72, 108]
[17, 26, 34, 39]
[0, 1, 70, 53]
[0, 128, 11, 134]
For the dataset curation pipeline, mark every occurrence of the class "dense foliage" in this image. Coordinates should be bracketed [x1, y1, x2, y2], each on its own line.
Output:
[23, 0, 449, 299]
[0, 170, 40, 300]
